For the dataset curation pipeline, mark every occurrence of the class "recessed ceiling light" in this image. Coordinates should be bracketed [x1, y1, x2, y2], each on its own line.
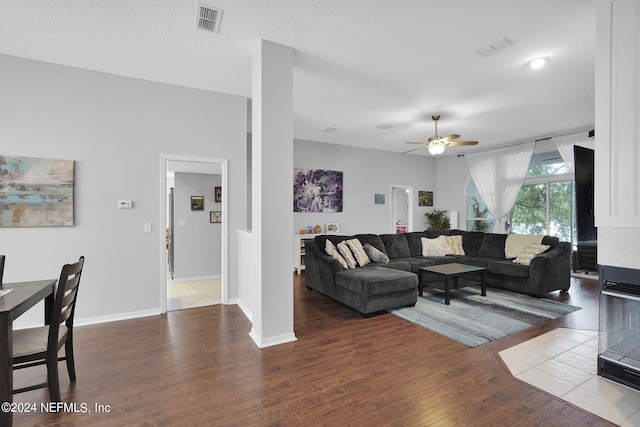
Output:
[528, 57, 547, 70]
[377, 124, 394, 130]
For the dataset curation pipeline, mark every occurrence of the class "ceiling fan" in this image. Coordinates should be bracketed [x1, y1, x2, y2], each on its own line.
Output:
[404, 115, 478, 155]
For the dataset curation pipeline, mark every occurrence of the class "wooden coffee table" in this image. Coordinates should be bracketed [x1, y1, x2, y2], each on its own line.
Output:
[418, 263, 487, 305]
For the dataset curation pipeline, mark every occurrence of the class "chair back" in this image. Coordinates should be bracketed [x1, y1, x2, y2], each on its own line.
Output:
[48, 257, 85, 347]
[0, 255, 4, 285]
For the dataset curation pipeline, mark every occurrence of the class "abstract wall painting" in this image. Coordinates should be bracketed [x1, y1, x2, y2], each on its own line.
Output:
[293, 168, 343, 212]
[419, 190, 434, 207]
[0, 155, 75, 227]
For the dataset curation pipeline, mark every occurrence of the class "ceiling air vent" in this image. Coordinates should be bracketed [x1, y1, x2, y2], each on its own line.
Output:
[197, 3, 222, 33]
[476, 38, 514, 56]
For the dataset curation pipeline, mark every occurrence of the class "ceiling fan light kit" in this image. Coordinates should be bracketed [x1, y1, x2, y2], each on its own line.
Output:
[403, 115, 478, 155]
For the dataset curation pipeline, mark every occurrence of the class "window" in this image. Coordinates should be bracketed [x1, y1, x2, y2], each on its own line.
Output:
[466, 149, 576, 245]
[465, 180, 494, 232]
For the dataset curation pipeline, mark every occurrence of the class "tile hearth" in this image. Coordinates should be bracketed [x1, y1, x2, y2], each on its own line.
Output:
[499, 328, 640, 426]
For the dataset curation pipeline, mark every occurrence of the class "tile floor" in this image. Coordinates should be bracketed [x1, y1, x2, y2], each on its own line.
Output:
[499, 328, 640, 426]
[166, 277, 220, 311]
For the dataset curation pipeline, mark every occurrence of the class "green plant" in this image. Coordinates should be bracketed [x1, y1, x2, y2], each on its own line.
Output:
[470, 198, 491, 232]
[425, 209, 451, 231]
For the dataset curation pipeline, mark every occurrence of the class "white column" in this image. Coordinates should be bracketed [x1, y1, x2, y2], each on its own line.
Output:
[249, 40, 296, 347]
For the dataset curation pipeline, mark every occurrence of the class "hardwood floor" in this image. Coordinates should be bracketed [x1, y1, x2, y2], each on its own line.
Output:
[13, 275, 613, 426]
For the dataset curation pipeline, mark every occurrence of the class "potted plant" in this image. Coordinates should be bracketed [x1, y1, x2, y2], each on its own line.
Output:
[425, 209, 451, 231]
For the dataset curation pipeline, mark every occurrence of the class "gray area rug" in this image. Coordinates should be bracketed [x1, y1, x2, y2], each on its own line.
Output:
[389, 287, 581, 347]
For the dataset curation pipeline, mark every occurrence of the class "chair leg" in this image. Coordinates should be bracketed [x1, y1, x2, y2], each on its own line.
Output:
[65, 338, 76, 382]
[46, 355, 61, 402]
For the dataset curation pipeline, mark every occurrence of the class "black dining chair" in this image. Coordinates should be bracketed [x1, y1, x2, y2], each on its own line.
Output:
[0, 255, 5, 285]
[12, 256, 85, 401]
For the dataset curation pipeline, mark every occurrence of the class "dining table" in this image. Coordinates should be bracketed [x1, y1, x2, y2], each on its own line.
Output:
[0, 279, 56, 427]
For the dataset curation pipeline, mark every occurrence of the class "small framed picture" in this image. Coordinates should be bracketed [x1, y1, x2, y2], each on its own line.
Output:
[210, 211, 222, 223]
[215, 186, 222, 203]
[326, 222, 340, 234]
[374, 193, 385, 205]
[191, 196, 204, 211]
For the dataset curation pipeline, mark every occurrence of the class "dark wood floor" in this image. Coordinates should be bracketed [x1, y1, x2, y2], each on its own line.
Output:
[13, 274, 613, 426]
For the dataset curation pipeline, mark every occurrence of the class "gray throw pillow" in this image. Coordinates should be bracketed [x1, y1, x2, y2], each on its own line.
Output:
[363, 243, 390, 264]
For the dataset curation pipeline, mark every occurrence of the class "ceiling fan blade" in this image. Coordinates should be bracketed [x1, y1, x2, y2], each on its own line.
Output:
[440, 134, 460, 142]
[404, 141, 426, 144]
[448, 140, 478, 146]
[403, 146, 427, 154]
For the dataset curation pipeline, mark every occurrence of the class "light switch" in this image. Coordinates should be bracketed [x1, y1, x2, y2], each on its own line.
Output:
[118, 200, 133, 209]
[144, 223, 152, 233]
[178, 220, 186, 227]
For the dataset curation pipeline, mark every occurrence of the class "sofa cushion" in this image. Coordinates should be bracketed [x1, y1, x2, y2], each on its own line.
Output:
[363, 243, 389, 264]
[421, 236, 446, 256]
[355, 234, 387, 254]
[315, 235, 351, 254]
[325, 240, 348, 269]
[425, 230, 450, 239]
[393, 257, 436, 273]
[450, 230, 485, 257]
[456, 256, 491, 269]
[505, 234, 544, 259]
[380, 234, 411, 258]
[346, 238, 370, 267]
[335, 266, 417, 296]
[488, 260, 530, 278]
[405, 232, 426, 256]
[478, 233, 508, 259]
[418, 255, 459, 265]
[336, 241, 358, 268]
[513, 243, 549, 265]
[443, 235, 465, 255]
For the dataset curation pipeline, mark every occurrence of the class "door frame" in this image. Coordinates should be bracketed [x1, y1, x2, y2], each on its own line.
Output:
[389, 185, 414, 233]
[160, 154, 229, 313]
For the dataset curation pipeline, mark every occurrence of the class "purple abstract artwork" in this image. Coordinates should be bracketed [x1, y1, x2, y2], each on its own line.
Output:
[293, 168, 343, 212]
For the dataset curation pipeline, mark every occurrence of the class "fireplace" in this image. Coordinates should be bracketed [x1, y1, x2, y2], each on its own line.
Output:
[598, 265, 640, 391]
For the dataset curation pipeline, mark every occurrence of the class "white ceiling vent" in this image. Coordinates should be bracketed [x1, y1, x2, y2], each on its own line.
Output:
[197, 3, 222, 33]
[476, 38, 514, 56]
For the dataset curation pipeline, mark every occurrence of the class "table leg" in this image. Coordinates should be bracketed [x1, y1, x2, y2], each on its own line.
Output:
[418, 271, 423, 297]
[0, 313, 13, 426]
[481, 270, 487, 296]
[444, 277, 451, 305]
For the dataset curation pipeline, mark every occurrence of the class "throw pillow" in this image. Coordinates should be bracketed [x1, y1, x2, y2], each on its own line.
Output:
[337, 241, 358, 269]
[346, 238, 370, 267]
[513, 243, 550, 265]
[478, 233, 508, 259]
[363, 243, 390, 264]
[325, 240, 348, 269]
[505, 234, 544, 259]
[443, 235, 465, 255]
[421, 236, 447, 257]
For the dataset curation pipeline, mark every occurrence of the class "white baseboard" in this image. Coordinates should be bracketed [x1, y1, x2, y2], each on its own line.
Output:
[171, 275, 220, 283]
[74, 309, 161, 327]
[249, 330, 297, 348]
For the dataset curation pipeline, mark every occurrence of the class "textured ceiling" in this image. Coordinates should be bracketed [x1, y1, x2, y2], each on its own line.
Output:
[0, 0, 596, 156]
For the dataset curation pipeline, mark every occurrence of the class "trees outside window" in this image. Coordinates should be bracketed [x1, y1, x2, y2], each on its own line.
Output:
[466, 149, 576, 245]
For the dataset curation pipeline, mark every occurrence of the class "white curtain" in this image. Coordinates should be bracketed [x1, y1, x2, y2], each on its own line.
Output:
[466, 143, 535, 233]
[552, 131, 594, 172]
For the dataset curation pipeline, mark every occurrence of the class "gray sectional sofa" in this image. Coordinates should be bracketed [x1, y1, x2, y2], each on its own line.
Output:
[304, 229, 572, 316]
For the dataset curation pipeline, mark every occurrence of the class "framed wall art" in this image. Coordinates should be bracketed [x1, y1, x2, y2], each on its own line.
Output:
[214, 186, 222, 203]
[418, 190, 434, 207]
[210, 211, 221, 223]
[191, 196, 204, 211]
[0, 155, 75, 227]
[293, 168, 343, 212]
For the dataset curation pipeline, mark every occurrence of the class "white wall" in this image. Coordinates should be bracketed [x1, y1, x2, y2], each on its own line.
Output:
[294, 139, 436, 234]
[0, 54, 247, 327]
[173, 172, 222, 280]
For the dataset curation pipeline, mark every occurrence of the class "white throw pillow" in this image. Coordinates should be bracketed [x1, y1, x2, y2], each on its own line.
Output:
[443, 235, 465, 255]
[325, 240, 348, 269]
[421, 236, 447, 257]
[337, 241, 358, 269]
[346, 238, 370, 267]
[513, 243, 550, 265]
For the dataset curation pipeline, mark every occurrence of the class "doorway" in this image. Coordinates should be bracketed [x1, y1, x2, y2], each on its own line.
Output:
[160, 155, 228, 313]
[390, 185, 414, 233]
